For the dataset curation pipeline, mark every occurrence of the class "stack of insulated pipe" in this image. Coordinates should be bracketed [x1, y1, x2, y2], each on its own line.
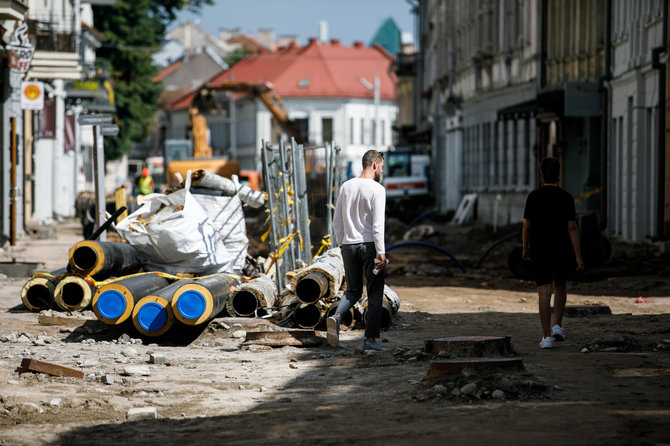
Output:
[226, 274, 276, 317]
[172, 274, 238, 325]
[294, 300, 328, 329]
[291, 248, 344, 328]
[362, 285, 401, 330]
[68, 240, 140, 279]
[132, 281, 185, 337]
[92, 273, 171, 325]
[20, 268, 68, 311]
[54, 275, 97, 311]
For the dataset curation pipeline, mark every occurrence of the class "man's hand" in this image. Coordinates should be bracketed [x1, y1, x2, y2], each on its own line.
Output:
[576, 255, 584, 271]
[522, 248, 530, 261]
[376, 254, 387, 272]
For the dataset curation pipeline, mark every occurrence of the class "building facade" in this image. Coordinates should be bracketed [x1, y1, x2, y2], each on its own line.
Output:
[412, 0, 669, 244]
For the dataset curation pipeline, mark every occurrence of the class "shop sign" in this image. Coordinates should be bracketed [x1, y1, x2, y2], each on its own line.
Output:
[5, 22, 35, 73]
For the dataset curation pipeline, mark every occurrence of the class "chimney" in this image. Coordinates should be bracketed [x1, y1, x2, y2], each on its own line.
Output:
[308, 37, 318, 46]
[353, 41, 364, 49]
[330, 38, 340, 46]
[319, 20, 328, 42]
[258, 28, 274, 50]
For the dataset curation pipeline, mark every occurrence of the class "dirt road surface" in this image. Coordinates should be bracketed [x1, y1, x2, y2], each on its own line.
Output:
[1, 220, 669, 445]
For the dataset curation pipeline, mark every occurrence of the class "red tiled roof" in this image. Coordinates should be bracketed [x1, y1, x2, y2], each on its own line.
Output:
[165, 39, 396, 111]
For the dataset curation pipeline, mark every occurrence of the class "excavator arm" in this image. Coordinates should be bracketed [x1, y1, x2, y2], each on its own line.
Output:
[193, 81, 304, 144]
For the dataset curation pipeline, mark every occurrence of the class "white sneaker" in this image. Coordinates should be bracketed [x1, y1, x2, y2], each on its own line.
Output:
[539, 337, 553, 349]
[552, 324, 565, 342]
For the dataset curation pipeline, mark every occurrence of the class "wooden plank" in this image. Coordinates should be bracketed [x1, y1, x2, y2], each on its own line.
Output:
[18, 358, 84, 378]
[241, 330, 324, 347]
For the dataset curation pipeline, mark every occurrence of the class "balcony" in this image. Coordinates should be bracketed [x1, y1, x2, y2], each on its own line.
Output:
[0, 0, 27, 21]
[27, 15, 76, 53]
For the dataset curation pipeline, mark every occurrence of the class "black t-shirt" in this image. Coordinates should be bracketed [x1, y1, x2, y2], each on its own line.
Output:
[523, 186, 577, 259]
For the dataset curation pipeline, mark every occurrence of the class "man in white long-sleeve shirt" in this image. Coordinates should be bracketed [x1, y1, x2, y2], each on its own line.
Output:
[328, 150, 387, 351]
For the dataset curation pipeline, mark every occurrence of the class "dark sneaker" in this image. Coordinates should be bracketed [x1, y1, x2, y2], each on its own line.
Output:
[327, 315, 340, 347]
[363, 340, 387, 351]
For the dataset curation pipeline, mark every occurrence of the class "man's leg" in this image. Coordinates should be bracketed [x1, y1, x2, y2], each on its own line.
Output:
[552, 279, 567, 338]
[538, 284, 553, 339]
[328, 245, 362, 347]
[363, 243, 384, 343]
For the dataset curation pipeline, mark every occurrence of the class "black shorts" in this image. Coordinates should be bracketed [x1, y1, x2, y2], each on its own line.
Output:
[531, 254, 575, 286]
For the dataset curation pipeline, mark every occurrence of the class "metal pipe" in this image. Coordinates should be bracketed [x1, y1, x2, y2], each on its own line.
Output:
[291, 138, 306, 264]
[131, 281, 184, 337]
[172, 274, 238, 325]
[295, 271, 329, 304]
[293, 300, 327, 329]
[92, 273, 171, 325]
[10, 117, 17, 246]
[68, 240, 139, 279]
[54, 275, 96, 311]
[92, 124, 106, 241]
[20, 268, 68, 312]
[227, 274, 276, 317]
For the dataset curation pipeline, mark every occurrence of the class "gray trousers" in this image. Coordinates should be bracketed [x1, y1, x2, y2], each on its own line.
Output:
[336, 242, 385, 339]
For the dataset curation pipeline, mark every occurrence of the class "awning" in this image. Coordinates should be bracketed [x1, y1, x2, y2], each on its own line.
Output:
[497, 90, 564, 120]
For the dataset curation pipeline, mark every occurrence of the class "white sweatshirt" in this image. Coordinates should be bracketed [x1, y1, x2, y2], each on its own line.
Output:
[332, 177, 386, 255]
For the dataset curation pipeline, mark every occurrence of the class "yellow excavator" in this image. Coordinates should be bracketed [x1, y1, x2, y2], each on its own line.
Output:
[165, 81, 303, 188]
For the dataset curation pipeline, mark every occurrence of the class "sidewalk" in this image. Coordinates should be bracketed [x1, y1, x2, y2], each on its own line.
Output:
[0, 219, 83, 273]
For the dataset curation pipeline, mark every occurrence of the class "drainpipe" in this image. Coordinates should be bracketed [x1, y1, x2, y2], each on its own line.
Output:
[652, 0, 668, 237]
[599, 0, 612, 230]
[52, 79, 66, 219]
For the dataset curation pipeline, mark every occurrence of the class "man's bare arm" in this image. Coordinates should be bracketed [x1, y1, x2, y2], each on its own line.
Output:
[567, 220, 584, 271]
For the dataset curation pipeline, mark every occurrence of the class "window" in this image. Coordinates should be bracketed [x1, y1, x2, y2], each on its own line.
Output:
[322, 118, 333, 144]
[293, 118, 309, 144]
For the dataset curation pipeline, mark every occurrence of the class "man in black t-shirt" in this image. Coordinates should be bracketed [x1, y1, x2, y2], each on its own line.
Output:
[522, 157, 584, 349]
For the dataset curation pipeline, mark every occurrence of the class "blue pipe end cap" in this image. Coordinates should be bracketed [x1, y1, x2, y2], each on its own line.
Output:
[136, 302, 167, 331]
[176, 290, 206, 320]
[96, 290, 126, 320]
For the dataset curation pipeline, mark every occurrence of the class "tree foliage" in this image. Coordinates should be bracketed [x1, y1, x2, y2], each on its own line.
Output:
[93, 0, 211, 159]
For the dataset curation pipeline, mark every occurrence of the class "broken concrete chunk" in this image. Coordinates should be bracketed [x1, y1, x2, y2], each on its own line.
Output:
[49, 397, 64, 408]
[126, 407, 157, 421]
[232, 330, 247, 339]
[102, 375, 115, 385]
[0, 331, 18, 342]
[122, 366, 150, 376]
[121, 347, 138, 358]
[19, 403, 43, 415]
[149, 354, 166, 364]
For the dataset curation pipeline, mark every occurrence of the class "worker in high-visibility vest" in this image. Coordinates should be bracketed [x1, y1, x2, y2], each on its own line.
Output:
[137, 167, 154, 195]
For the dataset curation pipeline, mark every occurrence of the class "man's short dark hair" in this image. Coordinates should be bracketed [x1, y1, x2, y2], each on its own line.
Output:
[362, 149, 383, 169]
[541, 157, 560, 183]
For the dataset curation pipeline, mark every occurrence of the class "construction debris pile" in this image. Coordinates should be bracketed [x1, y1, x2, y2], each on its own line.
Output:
[19, 139, 400, 341]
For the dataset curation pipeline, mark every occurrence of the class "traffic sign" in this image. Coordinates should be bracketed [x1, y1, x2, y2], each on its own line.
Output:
[78, 114, 113, 126]
[101, 124, 119, 136]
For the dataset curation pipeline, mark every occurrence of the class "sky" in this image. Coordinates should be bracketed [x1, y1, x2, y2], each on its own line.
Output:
[176, 0, 417, 46]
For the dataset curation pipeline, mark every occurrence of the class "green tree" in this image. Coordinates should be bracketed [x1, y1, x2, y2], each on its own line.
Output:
[223, 46, 252, 67]
[93, 0, 211, 159]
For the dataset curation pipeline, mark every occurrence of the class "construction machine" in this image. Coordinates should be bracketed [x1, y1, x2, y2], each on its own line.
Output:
[164, 81, 301, 188]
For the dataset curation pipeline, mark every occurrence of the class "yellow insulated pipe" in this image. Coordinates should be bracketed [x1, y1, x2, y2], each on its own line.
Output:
[20, 268, 68, 311]
[92, 273, 171, 325]
[131, 281, 185, 337]
[54, 275, 96, 312]
[172, 274, 237, 325]
[68, 240, 139, 279]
